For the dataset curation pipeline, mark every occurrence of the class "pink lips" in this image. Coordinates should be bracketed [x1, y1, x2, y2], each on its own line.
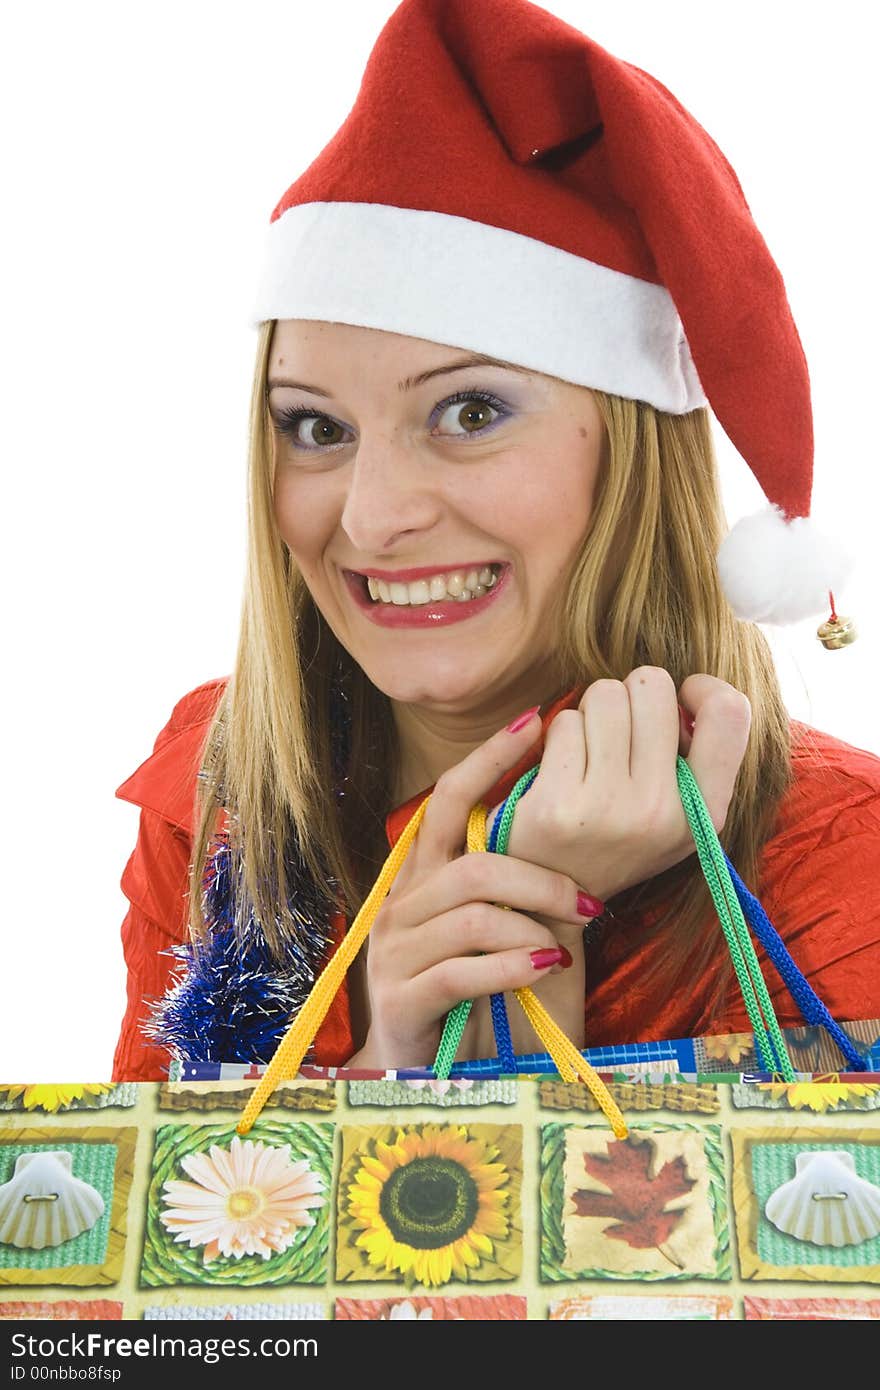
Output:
[343, 565, 510, 628]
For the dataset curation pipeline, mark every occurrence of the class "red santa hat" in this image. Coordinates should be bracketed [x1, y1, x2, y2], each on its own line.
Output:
[252, 0, 853, 627]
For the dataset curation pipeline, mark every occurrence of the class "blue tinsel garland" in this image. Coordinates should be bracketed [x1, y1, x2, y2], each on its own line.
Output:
[145, 672, 351, 1066]
[144, 835, 336, 1064]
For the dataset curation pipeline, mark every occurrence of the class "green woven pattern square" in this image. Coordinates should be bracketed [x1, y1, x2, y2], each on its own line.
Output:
[0, 1144, 115, 1270]
[753, 1142, 880, 1268]
[347, 1079, 518, 1106]
[140, 1121, 333, 1288]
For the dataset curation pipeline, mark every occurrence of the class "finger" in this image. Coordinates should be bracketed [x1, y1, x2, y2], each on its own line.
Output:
[624, 666, 679, 783]
[535, 708, 587, 785]
[384, 851, 593, 933]
[386, 904, 561, 975]
[411, 944, 574, 1016]
[580, 679, 631, 783]
[677, 674, 752, 827]
[417, 707, 543, 859]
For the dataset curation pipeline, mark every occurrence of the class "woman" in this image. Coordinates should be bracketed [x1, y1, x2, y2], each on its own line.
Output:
[113, 0, 880, 1081]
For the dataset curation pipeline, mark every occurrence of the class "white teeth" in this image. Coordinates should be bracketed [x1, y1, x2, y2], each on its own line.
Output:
[363, 565, 501, 606]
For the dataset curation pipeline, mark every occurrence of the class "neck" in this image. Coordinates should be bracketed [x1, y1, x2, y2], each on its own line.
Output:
[390, 662, 567, 805]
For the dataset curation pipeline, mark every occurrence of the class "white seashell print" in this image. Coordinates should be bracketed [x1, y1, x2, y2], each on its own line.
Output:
[0, 1151, 105, 1250]
[764, 1151, 880, 1248]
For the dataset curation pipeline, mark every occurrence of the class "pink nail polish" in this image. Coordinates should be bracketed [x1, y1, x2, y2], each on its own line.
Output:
[505, 705, 540, 734]
[577, 891, 605, 919]
[530, 946, 571, 970]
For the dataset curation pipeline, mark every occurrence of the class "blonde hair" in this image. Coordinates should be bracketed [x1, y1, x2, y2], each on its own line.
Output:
[189, 320, 792, 1031]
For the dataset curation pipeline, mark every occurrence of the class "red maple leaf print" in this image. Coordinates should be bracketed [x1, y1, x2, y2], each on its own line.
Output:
[571, 1137, 696, 1251]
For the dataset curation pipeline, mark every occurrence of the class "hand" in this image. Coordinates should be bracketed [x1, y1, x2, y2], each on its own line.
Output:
[490, 669, 752, 924]
[347, 713, 596, 1069]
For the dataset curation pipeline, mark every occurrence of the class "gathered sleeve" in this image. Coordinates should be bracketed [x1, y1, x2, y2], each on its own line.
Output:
[752, 769, 880, 1034]
[112, 809, 192, 1081]
[111, 679, 227, 1082]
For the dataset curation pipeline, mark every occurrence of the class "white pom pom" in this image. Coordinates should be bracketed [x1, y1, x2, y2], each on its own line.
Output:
[716, 504, 855, 624]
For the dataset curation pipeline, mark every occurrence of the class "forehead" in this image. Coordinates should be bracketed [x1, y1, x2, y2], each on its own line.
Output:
[266, 320, 585, 410]
[269, 320, 469, 372]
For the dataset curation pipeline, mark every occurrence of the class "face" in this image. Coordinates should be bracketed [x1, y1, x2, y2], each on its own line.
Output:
[269, 320, 605, 715]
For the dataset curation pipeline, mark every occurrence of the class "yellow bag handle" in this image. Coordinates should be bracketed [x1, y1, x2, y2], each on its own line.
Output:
[238, 793, 626, 1137]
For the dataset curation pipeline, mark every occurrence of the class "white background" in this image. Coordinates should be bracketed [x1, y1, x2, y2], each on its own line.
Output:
[2, 1, 877, 1078]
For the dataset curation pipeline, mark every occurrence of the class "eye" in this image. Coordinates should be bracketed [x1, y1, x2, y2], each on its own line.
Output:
[431, 390, 507, 438]
[272, 405, 353, 451]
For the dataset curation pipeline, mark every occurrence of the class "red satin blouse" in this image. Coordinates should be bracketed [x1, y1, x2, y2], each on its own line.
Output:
[112, 678, 880, 1081]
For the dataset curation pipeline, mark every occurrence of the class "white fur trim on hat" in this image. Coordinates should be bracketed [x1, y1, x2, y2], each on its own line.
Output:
[716, 504, 855, 624]
[252, 201, 707, 414]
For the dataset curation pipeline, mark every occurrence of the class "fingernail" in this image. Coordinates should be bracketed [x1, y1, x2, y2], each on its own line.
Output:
[505, 705, 540, 734]
[678, 703, 695, 736]
[530, 946, 572, 971]
[577, 891, 605, 919]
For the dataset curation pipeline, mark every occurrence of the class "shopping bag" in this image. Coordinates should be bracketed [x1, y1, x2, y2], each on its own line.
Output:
[1, 1062, 880, 1320]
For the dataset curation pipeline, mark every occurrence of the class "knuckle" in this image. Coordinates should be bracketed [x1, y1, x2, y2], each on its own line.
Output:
[584, 677, 626, 704]
[532, 800, 579, 842]
[717, 687, 752, 730]
[432, 959, 463, 1002]
[429, 764, 465, 807]
[374, 897, 399, 934]
[496, 952, 531, 992]
[454, 852, 489, 895]
[553, 872, 579, 917]
[545, 709, 582, 738]
[631, 790, 677, 839]
[455, 901, 492, 938]
[579, 783, 615, 824]
[696, 678, 752, 729]
[626, 664, 675, 691]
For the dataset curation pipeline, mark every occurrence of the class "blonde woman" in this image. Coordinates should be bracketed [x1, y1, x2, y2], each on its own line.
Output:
[113, 0, 880, 1080]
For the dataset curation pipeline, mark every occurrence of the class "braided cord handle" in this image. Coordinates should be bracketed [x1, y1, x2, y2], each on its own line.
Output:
[675, 757, 794, 1078]
[722, 856, 865, 1070]
[238, 793, 431, 1134]
[432, 804, 488, 1076]
[433, 772, 627, 1137]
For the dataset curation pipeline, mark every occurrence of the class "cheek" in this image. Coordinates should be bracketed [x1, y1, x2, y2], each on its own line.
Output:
[273, 474, 336, 561]
[482, 449, 597, 557]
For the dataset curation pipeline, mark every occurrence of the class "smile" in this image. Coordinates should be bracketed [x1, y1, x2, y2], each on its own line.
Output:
[342, 563, 510, 628]
[367, 564, 501, 606]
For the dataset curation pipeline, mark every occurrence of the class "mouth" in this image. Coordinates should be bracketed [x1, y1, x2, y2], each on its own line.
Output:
[342, 562, 510, 628]
[362, 563, 502, 606]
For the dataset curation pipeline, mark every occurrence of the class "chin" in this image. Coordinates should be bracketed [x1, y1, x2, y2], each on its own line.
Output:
[362, 659, 501, 710]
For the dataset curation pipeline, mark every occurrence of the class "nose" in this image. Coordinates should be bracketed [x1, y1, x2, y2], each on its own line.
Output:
[339, 430, 443, 554]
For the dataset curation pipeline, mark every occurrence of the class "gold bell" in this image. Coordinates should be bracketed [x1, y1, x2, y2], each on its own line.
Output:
[817, 614, 857, 649]
[817, 591, 857, 649]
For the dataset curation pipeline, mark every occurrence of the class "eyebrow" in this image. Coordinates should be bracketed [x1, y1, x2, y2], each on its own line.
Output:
[266, 352, 532, 396]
